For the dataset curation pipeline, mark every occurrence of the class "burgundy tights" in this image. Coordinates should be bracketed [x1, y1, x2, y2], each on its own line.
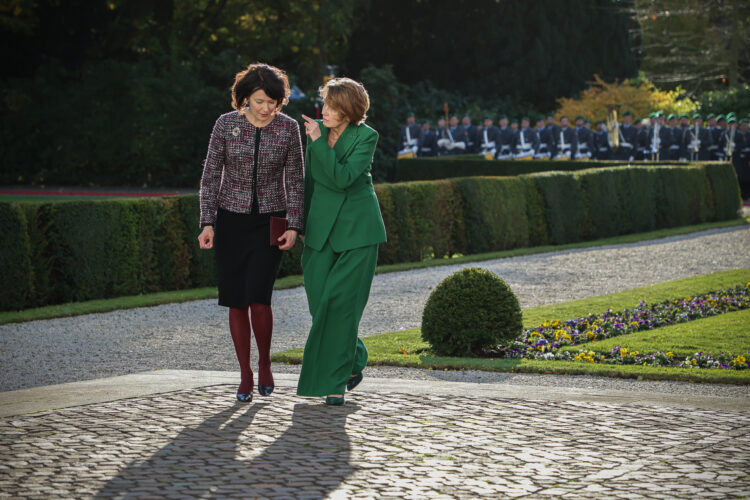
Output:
[228, 303, 274, 394]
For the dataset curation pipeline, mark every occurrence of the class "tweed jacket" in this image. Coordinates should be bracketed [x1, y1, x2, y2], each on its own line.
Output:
[199, 111, 304, 231]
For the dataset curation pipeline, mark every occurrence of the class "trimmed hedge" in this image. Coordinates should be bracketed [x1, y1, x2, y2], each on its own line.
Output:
[394, 157, 688, 182]
[373, 163, 741, 265]
[0, 163, 741, 311]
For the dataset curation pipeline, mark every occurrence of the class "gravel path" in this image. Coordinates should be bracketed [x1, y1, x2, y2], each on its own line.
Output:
[1, 225, 748, 394]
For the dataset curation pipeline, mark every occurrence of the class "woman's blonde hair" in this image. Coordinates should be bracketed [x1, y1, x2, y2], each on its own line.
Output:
[319, 77, 370, 125]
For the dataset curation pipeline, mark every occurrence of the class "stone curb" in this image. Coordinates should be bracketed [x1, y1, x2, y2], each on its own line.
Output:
[1, 369, 747, 417]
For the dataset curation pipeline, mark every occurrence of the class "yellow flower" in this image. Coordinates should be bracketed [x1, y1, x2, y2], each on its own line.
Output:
[691, 359, 697, 365]
[620, 347, 628, 357]
[666, 352, 674, 358]
[732, 355, 746, 367]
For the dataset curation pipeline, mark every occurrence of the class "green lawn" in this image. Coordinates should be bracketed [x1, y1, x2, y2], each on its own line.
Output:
[560, 309, 750, 358]
[0, 195, 142, 203]
[272, 269, 750, 384]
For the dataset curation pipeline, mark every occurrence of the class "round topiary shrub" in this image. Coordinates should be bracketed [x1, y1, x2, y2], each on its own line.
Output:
[421, 267, 522, 357]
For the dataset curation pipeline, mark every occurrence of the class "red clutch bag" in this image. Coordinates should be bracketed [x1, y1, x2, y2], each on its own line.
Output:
[270, 216, 288, 246]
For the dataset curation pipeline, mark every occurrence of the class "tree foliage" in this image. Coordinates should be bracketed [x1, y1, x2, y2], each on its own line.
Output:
[344, 0, 639, 111]
[555, 73, 697, 123]
[634, 0, 750, 93]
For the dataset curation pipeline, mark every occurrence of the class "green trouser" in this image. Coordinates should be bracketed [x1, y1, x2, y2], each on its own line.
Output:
[297, 240, 378, 397]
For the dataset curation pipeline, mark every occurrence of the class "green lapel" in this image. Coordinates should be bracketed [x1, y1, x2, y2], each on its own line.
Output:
[332, 123, 357, 158]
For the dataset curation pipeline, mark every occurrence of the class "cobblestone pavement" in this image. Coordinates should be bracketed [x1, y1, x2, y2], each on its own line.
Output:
[2, 226, 749, 392]
[2, 385, 749, 499]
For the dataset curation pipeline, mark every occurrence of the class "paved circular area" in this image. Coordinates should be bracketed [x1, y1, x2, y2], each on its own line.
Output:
[1, 385, 748, 499]
[1, 226, 749, 392]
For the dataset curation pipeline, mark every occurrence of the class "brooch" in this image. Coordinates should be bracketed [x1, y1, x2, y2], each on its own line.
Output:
[231, 127, 241, 137]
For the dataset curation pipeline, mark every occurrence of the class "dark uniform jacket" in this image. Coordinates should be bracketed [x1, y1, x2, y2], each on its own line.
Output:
[480, 125, 500, 149]
[417, 129, 437, 157]
[682, 126, 712, 161]
[555, 126, 578, 157]
[538, 126, 555, 156]
[709, 127, 725, 160]
[618, 124, 638, 160]
[575, 126, 593, 156]
[463, 124, 479, 154]
[593, 130, 611, 160]
[399, 123, 421, 151]
[636, 127, 650, 161]
[513, 127, 540, 155]
[497, 127, 515, 156]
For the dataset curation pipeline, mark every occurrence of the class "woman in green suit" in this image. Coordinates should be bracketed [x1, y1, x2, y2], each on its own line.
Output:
[299, 77, 387, 405]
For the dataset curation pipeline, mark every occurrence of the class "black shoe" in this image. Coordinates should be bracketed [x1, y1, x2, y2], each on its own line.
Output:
[236, 393, 253, 402]
[258, 384, 274, 396]
[347, 372, 363, 391]
[325, 395, 345, 406]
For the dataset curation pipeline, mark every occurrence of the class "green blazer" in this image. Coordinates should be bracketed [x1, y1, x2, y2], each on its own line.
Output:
[303, 120, 387, 253]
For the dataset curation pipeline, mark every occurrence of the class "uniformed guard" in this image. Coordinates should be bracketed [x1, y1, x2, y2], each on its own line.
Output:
[513, 116, 539, 159]
[398, 112, 421, 158]
[448, 115, 466, 154]
[634, 118, 648, 161]
[706, 114, 723, 160]
[436, 116, 467, 155]
[665, 114, 681, 160]
[678, 114, 691, 160]
[534, 116, 552, 159]
[712, 114, 727, 161]
[617, 111, 637, 161]
[653, 112, 668, 160]
[436, 117, 450, 156]
[461, 114, 478, 154]
[574, 115, 593, 159]
[545, 113, 560, 155]
[593, 120, 611, 159]
[682, 113, 712, 161]
[496, 114, 514, 159]
[553, 115, 577, 160]
[417, 121, 437, 157]
[479, 116, 500, 160]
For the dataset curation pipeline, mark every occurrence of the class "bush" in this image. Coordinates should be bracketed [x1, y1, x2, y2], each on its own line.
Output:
[0, 203, 32, 310]
[703, 162, 742, 221]
[532, 172, 586, 244]
[2, 163, 740, 311]
[421, 268, 522, 357]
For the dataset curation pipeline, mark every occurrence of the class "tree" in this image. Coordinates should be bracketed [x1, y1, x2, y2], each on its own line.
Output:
[343, 0, 639, 111]
[633, 0, 750, 93]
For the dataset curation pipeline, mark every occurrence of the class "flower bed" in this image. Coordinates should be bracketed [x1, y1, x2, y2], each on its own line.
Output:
[499, 283, 750, 370]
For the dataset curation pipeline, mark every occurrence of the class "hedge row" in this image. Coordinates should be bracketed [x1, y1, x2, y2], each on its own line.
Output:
[0, 163, 741, 311]
[394, 157, 692, 182]
[375, 163, 740, 266]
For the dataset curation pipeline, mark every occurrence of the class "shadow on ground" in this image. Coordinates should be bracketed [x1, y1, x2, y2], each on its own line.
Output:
[96, 401, 360, 498]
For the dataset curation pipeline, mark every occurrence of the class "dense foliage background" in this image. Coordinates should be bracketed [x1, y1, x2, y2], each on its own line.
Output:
[0, 0, 747, 186]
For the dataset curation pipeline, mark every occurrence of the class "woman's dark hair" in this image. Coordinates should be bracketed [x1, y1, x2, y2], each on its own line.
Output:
[231, 63, 290, 111]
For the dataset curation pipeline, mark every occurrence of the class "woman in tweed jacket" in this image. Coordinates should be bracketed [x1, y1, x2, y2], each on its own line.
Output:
[198, 63, 304, 402]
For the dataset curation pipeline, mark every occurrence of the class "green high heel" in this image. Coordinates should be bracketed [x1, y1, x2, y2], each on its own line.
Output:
[325, 395, 345, 406]
[347, 372, 363, 391]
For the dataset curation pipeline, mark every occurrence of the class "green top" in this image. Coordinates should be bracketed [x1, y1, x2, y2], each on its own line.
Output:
[303, 120, 387, 253]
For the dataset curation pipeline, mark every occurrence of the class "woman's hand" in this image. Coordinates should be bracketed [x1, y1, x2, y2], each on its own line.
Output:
[278, 229, 298, 250]
[301, 114, 321, 142]
[198, 226, 214, 249]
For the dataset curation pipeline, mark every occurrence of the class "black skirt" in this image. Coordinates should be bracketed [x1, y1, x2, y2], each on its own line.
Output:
[214, 207, 284, 308]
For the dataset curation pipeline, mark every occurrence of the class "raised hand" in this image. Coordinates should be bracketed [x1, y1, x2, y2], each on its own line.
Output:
[301, 114, 321, 142]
